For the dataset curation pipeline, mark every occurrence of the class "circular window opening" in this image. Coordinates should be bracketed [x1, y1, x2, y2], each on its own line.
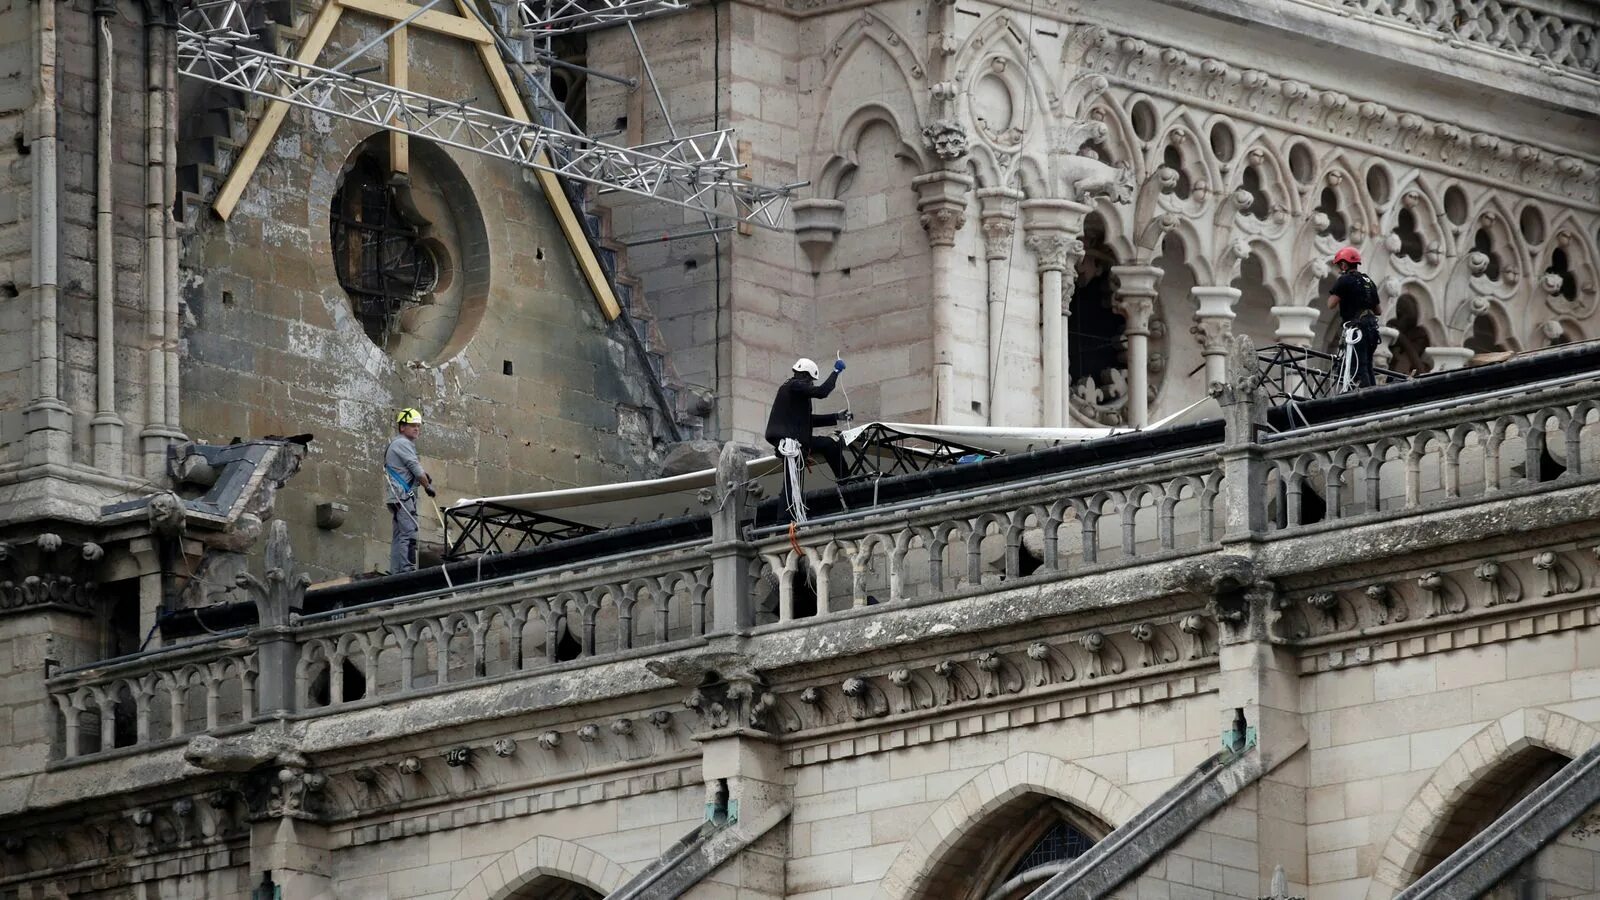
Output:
[1208, 121, 1235, 164]
[1288, 143, 1315, 184]
[1131, 100, 1158, 143]
[417, 237, 454, 294]
[331, 148, 440, 349]
[1444, 185, 1469, 226]
[1365, 164, 1391, 206]
[1519, 206, 1546, 245]
[329, 134, 488, 361]
[973, 72, 1016, 140]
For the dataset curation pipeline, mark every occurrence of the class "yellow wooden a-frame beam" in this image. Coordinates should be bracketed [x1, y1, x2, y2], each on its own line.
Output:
[210, 0, 622, 321]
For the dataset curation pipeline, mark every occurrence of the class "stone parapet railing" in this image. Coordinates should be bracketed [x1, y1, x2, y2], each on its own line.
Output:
[47, 638, 258, 760]
[751, 450, 1224, 623]
[1323, 0, 1600, 78]
[1259, 372, 1600, 531]
[40, 360, 1600, 763]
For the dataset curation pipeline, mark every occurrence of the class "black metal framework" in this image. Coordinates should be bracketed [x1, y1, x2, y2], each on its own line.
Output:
[1003, 820, 1094, 883]
[1255, 342, 1407, 406]
[444, 502, 600, 559]
[330, 153, 438, 347]
[841, 424, 999, 480]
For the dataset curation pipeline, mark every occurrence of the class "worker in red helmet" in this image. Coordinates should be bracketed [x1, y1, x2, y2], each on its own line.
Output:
[1325, 246, 1382, 388]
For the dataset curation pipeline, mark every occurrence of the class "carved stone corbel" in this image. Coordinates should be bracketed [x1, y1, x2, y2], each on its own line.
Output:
[841, 676, 890, 720]
[1533, 551, 1579, 596]
[1474, 560, 1522, 607]
[975, 651, 1023, 696]
[1418, 571, 1465, 618]
[1178, 614, 1210, 659]
[888, 668, 935, 713]
[932, 659, 981, 705]
[1078, 631, 1125, 678]
[1025, 641, 1075, 684]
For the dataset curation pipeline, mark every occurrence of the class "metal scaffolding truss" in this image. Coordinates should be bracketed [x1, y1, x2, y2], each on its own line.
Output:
[175, 0, 800, 229]
[512, 0, 687, 34]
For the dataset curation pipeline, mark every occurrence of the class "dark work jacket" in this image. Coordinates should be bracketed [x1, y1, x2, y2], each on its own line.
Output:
[764, 371, 841, 445]
[1332, 271, 1381, 323]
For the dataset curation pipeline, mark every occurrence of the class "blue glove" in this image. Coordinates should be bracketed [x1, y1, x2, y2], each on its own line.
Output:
[833, 358, 846, 372]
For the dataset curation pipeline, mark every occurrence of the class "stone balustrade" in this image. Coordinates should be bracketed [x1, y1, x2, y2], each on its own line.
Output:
[1259, 374, 1600, 530]
[1326, 0, 1600, 77]
[42, 362, 1600, 762]
[47, 639, 258, 759]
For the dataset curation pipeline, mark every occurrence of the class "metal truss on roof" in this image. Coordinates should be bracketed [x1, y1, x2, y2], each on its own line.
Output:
[175, 0, 800, 230]
[512, 0, 687, 34]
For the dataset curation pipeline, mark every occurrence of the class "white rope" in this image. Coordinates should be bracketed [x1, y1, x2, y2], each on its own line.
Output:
[1339, 323, 1361, 394]
[778, 438, 807, 523]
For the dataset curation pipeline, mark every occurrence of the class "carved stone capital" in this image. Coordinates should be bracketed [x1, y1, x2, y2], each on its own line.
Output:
[1024, 232, 1085, 275]
[919, 205, 967, 247]
[1190, 287, 1242, 355]
[980, 217, 1017, 260]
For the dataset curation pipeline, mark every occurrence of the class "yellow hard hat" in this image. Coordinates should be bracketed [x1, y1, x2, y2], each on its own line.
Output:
[396, 407, 423, 426]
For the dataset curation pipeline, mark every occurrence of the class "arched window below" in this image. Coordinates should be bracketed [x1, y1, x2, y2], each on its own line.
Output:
[506, 875, 603, 900]
[934, 791, 1107, 896]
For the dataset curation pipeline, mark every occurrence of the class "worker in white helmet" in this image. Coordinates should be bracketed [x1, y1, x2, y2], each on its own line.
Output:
[764, 357, 851, 518]
[385, 407, 436, 574]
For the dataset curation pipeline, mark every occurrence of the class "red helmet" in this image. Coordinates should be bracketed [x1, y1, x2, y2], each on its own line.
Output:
[1332, 246, 1362, 266]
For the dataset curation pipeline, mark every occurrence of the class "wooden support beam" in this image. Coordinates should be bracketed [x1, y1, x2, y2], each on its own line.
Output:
[452, 0, 621, 321]
[339, 0, 494, 43]
[212, 0, 344, 220]
[213, 0, 622, 324]
[388, 26, 408, 173]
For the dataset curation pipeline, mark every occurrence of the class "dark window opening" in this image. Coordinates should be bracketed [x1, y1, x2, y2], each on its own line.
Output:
[555, 622, 584, 662]
[1546, 248, 1577, 303]
[1473, 229, 1504, 281]
[1465, 313, 1508, 354]
[503, 360, 514, 376]
[1003, 821, 1094, 882]
[331, 149, 438, 349]
[1316, 187, 1348, 241]
[1240, 166, 1270, 220]
[1386, 293, 1432, 375]
[1017, 542, 1043, 578]
[1161, 145, 1192, 200]
[1394, 208, 1425, 262]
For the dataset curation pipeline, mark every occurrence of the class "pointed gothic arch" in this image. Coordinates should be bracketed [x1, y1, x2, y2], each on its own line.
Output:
[872, 752, 1139, 900]
[1543, 213, 1600, 321]
[449, 834, 633, 900]
[1366, 708, 1600, 898]
[815, 103, 930, 198]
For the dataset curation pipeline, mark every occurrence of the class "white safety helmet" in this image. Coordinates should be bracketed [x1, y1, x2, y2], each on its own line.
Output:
[792, 358, 820, 379]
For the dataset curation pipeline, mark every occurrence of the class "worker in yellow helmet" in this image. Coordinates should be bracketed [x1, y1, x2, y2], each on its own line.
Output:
[384, 407, 436, 573]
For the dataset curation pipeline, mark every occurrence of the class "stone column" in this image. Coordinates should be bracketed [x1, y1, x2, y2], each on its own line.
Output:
[978, 188, 1021, 424]
[707, 443, 755, 632]
[1269, 306, 1320, 348]
[23, 0, 71, 468]
[1111, 265, 1162, 428]
[913, 172, 973, 423]
[1022, 200, 1090, 427]
[1425, 346, 1475, 371]
[1191, 287, 1243, 390]
[1271, 305, 1322, 398]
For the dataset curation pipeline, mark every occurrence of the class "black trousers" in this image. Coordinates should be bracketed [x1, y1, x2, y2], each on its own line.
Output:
[1347, 313, 1381, 388]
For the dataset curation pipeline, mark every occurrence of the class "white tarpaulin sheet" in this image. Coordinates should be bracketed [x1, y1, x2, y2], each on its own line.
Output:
[448, 398, 1217, 529]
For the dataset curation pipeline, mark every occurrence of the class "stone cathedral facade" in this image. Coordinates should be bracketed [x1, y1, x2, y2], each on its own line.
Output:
[1, 0, 1600, 896]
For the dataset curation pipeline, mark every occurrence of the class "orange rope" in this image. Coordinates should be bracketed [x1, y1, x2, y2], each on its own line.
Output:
[788, 522, 803, 557]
